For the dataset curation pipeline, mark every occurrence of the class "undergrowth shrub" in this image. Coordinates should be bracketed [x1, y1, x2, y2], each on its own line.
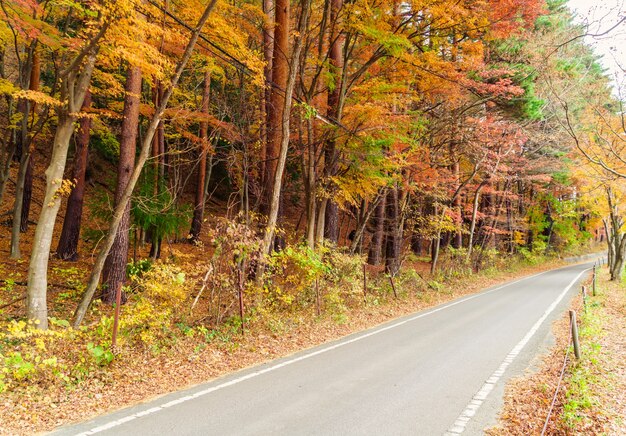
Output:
[0, 319, 109, 394]
[268, 244, 329, 311]
[199, 215, 263, 326]
[120, 262, 189, 349]
[266, 244, 364, 318]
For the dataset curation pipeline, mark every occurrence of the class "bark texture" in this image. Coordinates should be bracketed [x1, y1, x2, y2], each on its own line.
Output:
[384, 187, 400, 275]
[368, 193, 386, 265]
[57, 91, 92, 261]
[102, 66, 141, 304]
[322, 0, 344, 243]
[263, 0, 289, 214]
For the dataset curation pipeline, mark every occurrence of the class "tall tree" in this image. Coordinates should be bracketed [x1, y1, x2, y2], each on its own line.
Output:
[101, 66, 141, 304]
[322, 0, 344, 243]
[189, 70, 211, 242]
[9, 45, 39, 258]
[27, 13, 111, 328]
[56, 91, 92, 261]
[263, 0, 289, 216]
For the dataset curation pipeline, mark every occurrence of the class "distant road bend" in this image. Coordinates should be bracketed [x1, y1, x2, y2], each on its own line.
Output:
[53, 262, 591, 436]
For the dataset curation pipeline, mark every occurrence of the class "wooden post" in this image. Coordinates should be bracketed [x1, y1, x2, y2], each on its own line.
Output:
[581, 285, 587, 312]
[592, 265, 597, 296]
[569, 310, 581, 360]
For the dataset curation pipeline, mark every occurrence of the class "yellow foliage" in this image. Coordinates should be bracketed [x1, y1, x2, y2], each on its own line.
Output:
[120, 263, 189, 348]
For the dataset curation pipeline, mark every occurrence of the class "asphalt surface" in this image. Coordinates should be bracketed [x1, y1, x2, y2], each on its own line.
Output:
[51, 262, 591, 436]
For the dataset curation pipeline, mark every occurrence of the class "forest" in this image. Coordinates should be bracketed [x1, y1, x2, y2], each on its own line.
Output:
[0, 0, 625, 432]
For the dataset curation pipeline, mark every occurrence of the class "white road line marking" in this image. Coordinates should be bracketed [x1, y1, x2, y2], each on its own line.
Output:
[444, 268, 588, 435]
[71, 266, 584, 435]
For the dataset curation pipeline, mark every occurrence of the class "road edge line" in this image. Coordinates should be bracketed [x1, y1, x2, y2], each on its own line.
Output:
[444, 268, 589, 435]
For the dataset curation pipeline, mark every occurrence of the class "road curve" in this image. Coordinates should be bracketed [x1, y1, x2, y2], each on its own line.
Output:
[51, 262, 591, 436]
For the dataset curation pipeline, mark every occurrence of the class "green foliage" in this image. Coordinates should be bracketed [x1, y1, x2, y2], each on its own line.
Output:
[132, 170, 192, 242]
[87, 343, 114, 366]
[91, 129, 120, 162]
[126, 259, 152, 281]
[4, 352, 36, 381]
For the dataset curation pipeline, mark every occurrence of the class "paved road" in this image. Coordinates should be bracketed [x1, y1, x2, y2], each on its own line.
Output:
[52, 262, 591, 436]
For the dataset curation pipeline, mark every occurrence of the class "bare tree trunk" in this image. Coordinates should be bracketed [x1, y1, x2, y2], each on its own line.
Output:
[262, 0, 289, 215]
[260, 0, 274, 186]
[190, 71, 211, 242]
[606, 187, 626, 281]
[467, 182, 485, 259]
[74, 0, 218, 327]
[384, 186, 400, 276]
[102, 66, 142, 304]
[20, 50, 39, 231]
[10, 147, 29, 258]
[57, 91, 92, 260]
[26, 13, 111, 329]
[603, 218, 614, 270]
[305, 117, 316, 248]
[315, 198, 327, 245]
[368, 193, 386, 265]
[451, 157, 462, 248]
[0, 83, 15, 204]
[258, 0, 311, 266]
[10, 49, 39, 258]
[20, 151, 33, 231]
[322, 0, 344, 243]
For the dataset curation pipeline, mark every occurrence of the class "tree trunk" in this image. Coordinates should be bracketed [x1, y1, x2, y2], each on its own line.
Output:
[603, 218, 614, 270]
[322, 0, 344, 244]
[451, 157, 462, 248]
[10, 49, 39, 257]
[368, 193, 386, 265]
[384, 186, 400, 276]
[305, 117, 316, 248]
[10, 146, 29, 258]
[467, 182, 486, 259]
[102, 66, 141, 304]
[258, 0, 311, 266]
[0, 87, 15, 204]
[262, 0, 289, 215]
[56, 91, 92, 261]
[27, 114, 82, 329]
[20, 48, 40, 232]
[20, 153, 33, 231]
[189, 71, 211, 242]
[260, 0, 274, 184]
[315, 198, 327, 245]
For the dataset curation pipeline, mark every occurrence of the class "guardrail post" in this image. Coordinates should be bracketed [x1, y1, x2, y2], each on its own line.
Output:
[581, 285, 587, 312]
[592, 264, 597, 296]
[569, 310, 581, 360]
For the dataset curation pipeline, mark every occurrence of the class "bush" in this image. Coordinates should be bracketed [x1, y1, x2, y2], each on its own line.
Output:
[120, 262, 189, 349]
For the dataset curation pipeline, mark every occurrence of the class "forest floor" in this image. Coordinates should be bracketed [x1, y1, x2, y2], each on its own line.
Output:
[0, 251, 584, 435]
[488, 268, 626, 435]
